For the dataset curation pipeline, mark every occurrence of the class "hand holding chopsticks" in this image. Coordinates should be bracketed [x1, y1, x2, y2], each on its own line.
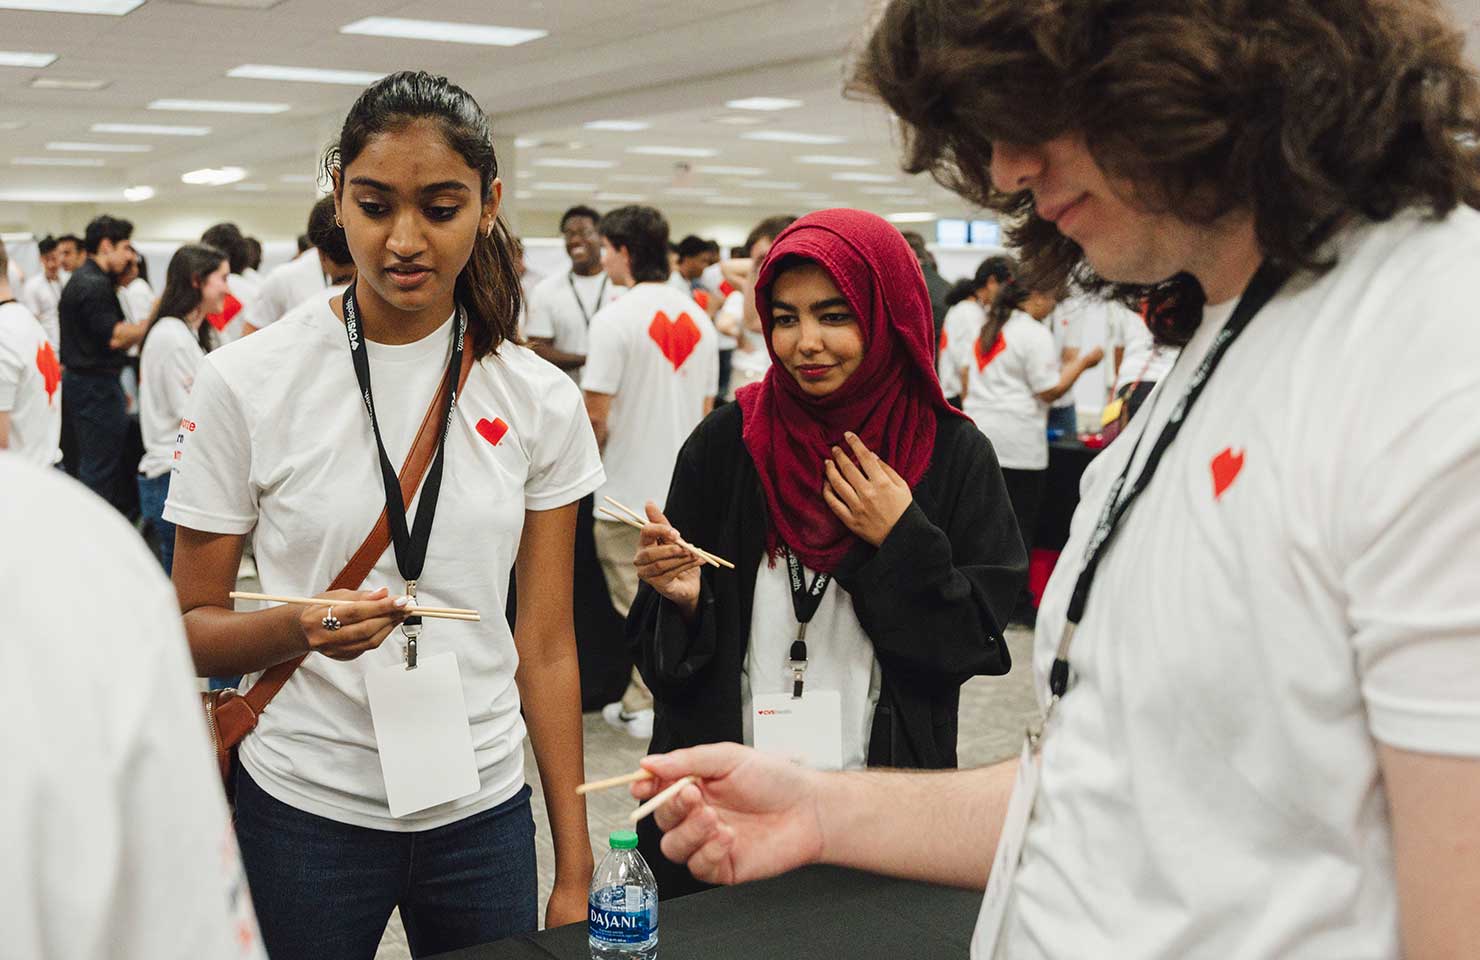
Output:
[601, 496, 734, 570]
[229, 591, 481, 622]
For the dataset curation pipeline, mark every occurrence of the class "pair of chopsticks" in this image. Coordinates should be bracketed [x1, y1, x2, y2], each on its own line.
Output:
[577, 769, 699, 824]
[228, 591, 481, 623]
[598, 496, 735, 570]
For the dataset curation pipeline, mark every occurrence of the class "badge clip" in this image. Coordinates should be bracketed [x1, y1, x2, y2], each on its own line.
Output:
[403, 579, 420, 670]
[789, 635, 807, 699]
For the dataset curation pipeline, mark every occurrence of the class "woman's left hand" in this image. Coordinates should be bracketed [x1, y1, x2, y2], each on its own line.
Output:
[545, 873, 590, 929]
[822, 432, 913, 548]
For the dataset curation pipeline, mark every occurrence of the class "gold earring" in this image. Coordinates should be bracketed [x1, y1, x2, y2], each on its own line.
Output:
[334, 214, 343, 227]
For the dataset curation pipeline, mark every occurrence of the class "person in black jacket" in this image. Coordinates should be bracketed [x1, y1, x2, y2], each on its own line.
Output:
[625, 209, 1027, 897]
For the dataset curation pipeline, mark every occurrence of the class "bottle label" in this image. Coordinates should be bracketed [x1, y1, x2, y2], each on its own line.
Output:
[589, 885, 657, 945]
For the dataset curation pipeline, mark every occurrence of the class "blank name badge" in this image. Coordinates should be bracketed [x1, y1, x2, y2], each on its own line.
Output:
[751, 690, 843, 771]
[364, 652, 481, 818]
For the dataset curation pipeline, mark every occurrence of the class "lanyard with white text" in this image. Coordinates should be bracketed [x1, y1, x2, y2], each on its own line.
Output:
[342, 283, 466, 669]
[1046, 264, 1288, 721]
[784, 548, 831, 699]
[567, 272, 607, 327]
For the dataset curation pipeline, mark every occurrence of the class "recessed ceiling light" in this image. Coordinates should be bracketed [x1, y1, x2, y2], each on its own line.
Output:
[585, 120, 650, 132]
[0, 188, 124, 202]
[860, 186, 918, 196]
[123, 185, 155, 202]
[725, 97, 803, 111]
[92, 122, 211, 136]
[12, 156, 106, 167]
[796, 155, 878, 167]
[47, 141, 152, 153]
[227, 64, 384, 86]
[0, 1, 141, 13]
[31, 77, 110, 91]
[695, 165, 766, 176]
[739, 179, 802, 191]
[340, 16, 547, 47]
[0, 50, 57, 67]
[150, 98, 290, 114]
[627, 146, 718, 158]
[886, 212, 937, 223]
[532, 157, 615, 169]
[181, 166, 247, 185]
[740, 131, 845, 145]
[708, 115, 766, 126]
[702, 197, 755, 206]
[595, 192, 647, 202]
[610, 174, 668, 184]
[530, 181, 598, 192]
[831, 172, 898, 183]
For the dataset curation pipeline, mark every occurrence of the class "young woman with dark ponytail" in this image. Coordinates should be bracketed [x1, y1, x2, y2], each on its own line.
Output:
[166, 72, 603, 958]
[962, 276, 1102, 623]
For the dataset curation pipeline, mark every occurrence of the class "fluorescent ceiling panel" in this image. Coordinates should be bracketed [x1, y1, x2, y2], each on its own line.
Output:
[532, 157, 615, 169]
[123, 185, 154, 201]
[340, 17, 547, 47]
[831, 172, 898, 183]
[0, 1, 141, 12]
[0, 50, 56, 67]
[725, 97, 803, 111]
[150, 98, 289, 114]
[695, 165, 766, 176]
[595, 192, 646, 202]
[93, 122, 210, 136]
[585, 120, 650, 132]
[13, 156, 106, 166]
[740, 131, 845, 145]
[610, 174, 668, 184]
[627, 146, 718, 158]
[707, 115, 765, 126]
[227, 64, 383, 85]
[47, 141, 152, 153]
[530, 182, 598, 192]
[739, 180, 802, 190]
[32, 77, 109, 90]
[886, 212, 937, 223]
[181, 166, 246, 185]
[860, 186, 918, 196]
[796, 155, 878, 166]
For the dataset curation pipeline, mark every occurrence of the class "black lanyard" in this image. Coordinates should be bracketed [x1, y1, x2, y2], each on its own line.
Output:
[341, 283, 466, 668]
[1048, 264, 1288, 707]
[567, 272, 607, 327]
[784, 548, 831, 698]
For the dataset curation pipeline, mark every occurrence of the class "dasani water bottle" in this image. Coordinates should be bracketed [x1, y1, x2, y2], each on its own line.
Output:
[589, 829, 658, 959]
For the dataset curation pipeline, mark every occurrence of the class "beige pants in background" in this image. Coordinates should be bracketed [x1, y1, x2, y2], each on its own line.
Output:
[592, 518, 653, 713]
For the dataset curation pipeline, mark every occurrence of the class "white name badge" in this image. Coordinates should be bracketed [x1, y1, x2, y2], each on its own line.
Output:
[752, 690, 843, 771]
[364, 652, 480, 818]
[971, 737, 1040, 959]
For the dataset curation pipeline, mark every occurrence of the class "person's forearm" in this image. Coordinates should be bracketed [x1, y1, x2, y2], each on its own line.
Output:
[1038, 358, 1092, 404]
[516, 639, 595, 884]
[0, 410, 10, 448]
[109, 320, 146, 351]
[591, 419, 608, 453]
[182, 603, 309, 677]
[529, 339, 586, 371]
[817, 759, 1016, 889]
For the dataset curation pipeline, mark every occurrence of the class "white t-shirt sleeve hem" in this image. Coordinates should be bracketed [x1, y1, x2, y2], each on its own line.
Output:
[161, 500, 258, 535]
[525, 463, 605, 511]
[1364, 685, 1480, 757]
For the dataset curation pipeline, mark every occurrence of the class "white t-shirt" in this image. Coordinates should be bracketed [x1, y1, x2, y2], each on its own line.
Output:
[137, 316, 206, 479]
[1108, 305, 1176, 392]
[244, 251, 326, 331]
[1044, 299, 1087, 410]
[742, 558, 880, 771]
[0, 300, 62, 466]
[525, 270, 620, 383]
[962, 312, 1059, 470]
[992, 208, 1480, 958]
[0, 457, 265, 960]
[164, 295, 604, 831]
[582, 282, 718, 512]
[21, 271, 66, 347]
[937, 299, 986, 396]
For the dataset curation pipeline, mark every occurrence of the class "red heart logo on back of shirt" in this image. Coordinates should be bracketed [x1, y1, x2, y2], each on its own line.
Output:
[974, 334, 1006, 372]
[648, 310, 701, 370]
[1211, 447, 1245, 499]
[939, 329, 949, 357]
[476, 417, 509, 447]
[35, 341, 60, 405]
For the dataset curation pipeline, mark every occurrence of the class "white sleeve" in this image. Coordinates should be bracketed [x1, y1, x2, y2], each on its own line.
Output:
[1343, 376, 1480, 757]
[159, 334, 200, 424]
[580, 310, 625, 395]
[0, 337, 20, 412]
[1024, 327, 1062, 395]
[525, 375, 605, 510]
[524, 284, 556, 340]
[162, 359, 258, 533]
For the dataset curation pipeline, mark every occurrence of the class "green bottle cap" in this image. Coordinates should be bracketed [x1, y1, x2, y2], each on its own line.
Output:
[609, 829, 639, 850]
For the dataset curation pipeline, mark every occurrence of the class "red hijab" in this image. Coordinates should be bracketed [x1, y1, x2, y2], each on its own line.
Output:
[736, 209, 964, 573]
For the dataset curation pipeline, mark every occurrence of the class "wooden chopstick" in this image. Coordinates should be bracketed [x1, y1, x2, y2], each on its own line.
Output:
[602, 496, 736, 570]
[597, 508, 724, 569]
[575, 769, 655, 796]
[628, 775, 699, 824]
[228, 591, 482, 622]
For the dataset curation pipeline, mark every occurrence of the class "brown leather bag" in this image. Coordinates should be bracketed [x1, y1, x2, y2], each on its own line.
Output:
[201, 346, 475, 788]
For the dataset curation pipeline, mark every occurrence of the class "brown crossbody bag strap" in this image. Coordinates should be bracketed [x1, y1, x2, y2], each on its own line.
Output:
[203, 345, 476, 787]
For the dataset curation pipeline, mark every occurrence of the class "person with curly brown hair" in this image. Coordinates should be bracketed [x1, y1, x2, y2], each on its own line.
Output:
[630, 2, 1480, 957]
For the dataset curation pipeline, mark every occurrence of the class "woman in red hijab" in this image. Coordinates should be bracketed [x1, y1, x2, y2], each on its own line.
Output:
[626, 209, 1026, 898]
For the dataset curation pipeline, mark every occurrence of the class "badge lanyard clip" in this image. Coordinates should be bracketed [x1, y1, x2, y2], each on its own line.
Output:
[789, 629, 808, 699]
[403, 579, 420, 670]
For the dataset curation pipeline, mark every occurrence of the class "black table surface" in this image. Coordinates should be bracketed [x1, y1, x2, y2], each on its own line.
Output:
[431, 865, 981, 959]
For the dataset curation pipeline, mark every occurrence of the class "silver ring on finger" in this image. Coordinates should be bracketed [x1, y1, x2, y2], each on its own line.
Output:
[321, 607, 343, 632]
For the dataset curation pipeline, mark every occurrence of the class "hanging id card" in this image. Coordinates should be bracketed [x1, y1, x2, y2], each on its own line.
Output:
[364, 652, 480, 818]
[970, 736, 1040, 958]
[751, 689, 844, 771]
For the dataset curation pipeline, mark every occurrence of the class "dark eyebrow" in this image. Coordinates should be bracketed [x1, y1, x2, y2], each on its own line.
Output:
[810, 297, 853, 312]
[348, 176, 471, 195]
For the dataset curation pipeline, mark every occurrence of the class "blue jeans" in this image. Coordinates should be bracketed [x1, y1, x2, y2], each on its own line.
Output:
[1047, 405, 1078, 437]
[137, 472, 175, 574]
[234, 768, 537, 960]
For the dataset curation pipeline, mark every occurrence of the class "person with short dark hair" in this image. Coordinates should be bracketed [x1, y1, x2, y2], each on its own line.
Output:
[55, 234, 84, 273]
[21, 234, 67, 347]
[637, 1, 1480, 955]
[583, 204, 719, 741]
[59, 214, 143, 512]
[243, 236, 263, 281]
[899, 229, 951, 335]
[672, 234, 711, 286]
[296, 233, 312, 255]
[724, 215, 798, 399]
[242, 201, 332, 335]
[526, 204, 616, 381]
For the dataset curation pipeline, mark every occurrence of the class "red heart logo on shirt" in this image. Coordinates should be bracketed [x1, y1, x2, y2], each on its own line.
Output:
[938, 329, 949, 357]
[1211, 447, 1245, 499]
[205, 292, 242, 333]
[476, 417, 509, 447]
[35, 341, 60, 405]
[649, 310, 701, 370]
[974, 334, 1006, 372]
